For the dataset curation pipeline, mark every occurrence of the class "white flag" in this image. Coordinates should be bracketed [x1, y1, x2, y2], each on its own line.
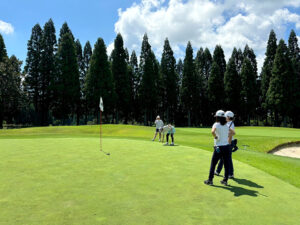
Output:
[99, 97, 104, 112]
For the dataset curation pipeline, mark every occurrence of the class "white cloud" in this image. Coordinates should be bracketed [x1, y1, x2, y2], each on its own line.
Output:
[111, 0, 300, 73]
[0, 20, 14, 34]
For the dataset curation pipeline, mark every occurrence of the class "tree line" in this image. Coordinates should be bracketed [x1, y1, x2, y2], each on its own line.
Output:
[0, 19, 299, 128]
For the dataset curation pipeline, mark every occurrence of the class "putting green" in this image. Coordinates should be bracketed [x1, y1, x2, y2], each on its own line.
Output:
[0, 137, 299, 225]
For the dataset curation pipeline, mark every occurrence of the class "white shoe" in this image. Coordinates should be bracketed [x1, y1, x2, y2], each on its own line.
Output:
[170, 142, 174, 146]
[159, 139, 161, 142]
[164, 142, 169, 146]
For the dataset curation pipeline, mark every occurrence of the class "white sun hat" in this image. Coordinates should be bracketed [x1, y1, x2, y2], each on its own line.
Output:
[156, 115, 160, 119]
[215, 110, 225, 117]
[225, 111, 234, 118]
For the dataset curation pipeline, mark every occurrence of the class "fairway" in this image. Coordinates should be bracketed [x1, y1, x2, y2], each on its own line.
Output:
[1, 127, 300, 225]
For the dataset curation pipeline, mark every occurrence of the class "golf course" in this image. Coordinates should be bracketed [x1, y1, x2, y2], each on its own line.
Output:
[0, 125, 300, 225]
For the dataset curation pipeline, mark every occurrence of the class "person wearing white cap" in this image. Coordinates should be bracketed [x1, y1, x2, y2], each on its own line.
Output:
[215, 111, 237, 178]
[204, 110, 235, 186]
[152, 115, 164, 141]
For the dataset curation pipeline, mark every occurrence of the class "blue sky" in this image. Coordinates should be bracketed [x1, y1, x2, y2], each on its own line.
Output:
[1, 0, 134, 63]
[1, 0, 300, 72]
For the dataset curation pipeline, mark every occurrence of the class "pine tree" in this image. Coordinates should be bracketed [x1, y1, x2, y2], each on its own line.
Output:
[176, 59, 183, 88]
[161, 38, 178, 123]
[240, 58, 258, 125]
[224, 56, 242, 115]
[213, 45, 226, 77]
[243, 45, 258, 78]
[207, 62, 224, 114]
[53, 33, 80, 124]
[58, 22, 74, 43]
[0, 56, 22, 128]
[139, 34, 158, 125]
[261, 30, 277, 102]
[129, 50, 140, 122]
[40, 19, 57, 126]
[75, 39, 84, 124]
[82, 41, 92, 123]
[24, 24, 43, 125]
[111, 34, 131, 123]
[181, 41, 195, 126]
[0, 34, 7, 62]
[0, 34, 8, 128]
[266, 39, 296, 126]
[288, 30, 300, 127]
[231, 48, 244, 75]
[203, 48, 212, 81]
[85, 38, 115, 123]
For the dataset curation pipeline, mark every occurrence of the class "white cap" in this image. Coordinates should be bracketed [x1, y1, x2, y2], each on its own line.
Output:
[215, 110, 225, 117]
[225, 111, 234, 118]
[156, 115, 160, 119]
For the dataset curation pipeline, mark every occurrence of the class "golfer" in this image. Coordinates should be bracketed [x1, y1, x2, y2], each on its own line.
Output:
[204, 110, 235, 186]
[215, 111, 237, 178]
[160, 124, 175, 146]
[152, 116, 164, 141]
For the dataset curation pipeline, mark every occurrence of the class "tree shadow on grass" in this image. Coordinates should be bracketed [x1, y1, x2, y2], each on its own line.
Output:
[213, 185, 267, 197]
[232, 178, 264, 189]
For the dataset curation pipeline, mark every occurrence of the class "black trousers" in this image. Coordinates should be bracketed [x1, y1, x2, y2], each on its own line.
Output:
[216, 149, 234, 175]
[208, 145, 231, 181]
[166, 133, 174, 142]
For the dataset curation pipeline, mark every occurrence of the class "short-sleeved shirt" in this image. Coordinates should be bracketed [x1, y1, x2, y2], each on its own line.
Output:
[227, 121, 235, 140]
[212, 122, 229, 146]
[155, 120, 164, 129]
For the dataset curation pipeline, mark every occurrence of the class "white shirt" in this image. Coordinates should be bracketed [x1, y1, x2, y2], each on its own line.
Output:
[227, 121, 235, 140]
[155, 120, 164, 129]
[213, 122, 229, 146]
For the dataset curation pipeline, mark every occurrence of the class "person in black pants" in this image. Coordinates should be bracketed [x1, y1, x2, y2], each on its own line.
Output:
[215, 111, 237, 178]
[204, 110, 235, 186]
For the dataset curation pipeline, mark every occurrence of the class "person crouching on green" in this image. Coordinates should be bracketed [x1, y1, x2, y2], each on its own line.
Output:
[160, 124, 175, 146]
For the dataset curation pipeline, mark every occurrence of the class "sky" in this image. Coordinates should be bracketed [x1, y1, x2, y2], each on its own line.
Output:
[1, 0, 300, 73]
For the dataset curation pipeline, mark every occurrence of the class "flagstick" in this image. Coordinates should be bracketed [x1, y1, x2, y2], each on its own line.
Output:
[99, 97, 110, 156]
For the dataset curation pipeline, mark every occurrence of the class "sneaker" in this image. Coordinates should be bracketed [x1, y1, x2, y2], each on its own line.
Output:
[164, 142, 169, 146]
[152, 139, 155, 141]
[220, 180, 228, 186]
[204, 180, 213, 185]
[228, 175, 234, 179]
[214, 171, 220, 176]
[159, 139, 161, 142]
[170, 142, 174, 146]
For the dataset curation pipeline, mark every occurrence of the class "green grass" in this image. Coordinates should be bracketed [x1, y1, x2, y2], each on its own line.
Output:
[0, 125, 300, 224]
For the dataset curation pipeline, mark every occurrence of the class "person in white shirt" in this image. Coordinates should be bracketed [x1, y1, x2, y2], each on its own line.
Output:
[204, 110, 235, 186]
[160, 124, 176, 146]
[215, 111, 236, 178]
[152, 116, 164, 141]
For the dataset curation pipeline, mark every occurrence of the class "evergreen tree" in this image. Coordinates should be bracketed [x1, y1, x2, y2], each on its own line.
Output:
[24, 24, 43, 125]
[40, 19, 57, 126]
[176, 59, 183, 88]
[266, 39, 296, 126]
[0, 56, 22, 128]
[53, 33, 80, 124]
[203, 48, 212, 81]
[288, 30, 300, 127]
[181, 41, 195, 126]
[85, 38, 115, 123]
[207, 62, 224, 114]
[161, 38, 178, 123]
[139, 34, 158, 125]
[0, 34, 7, 62]
[240, 58, 258, 125]
[224, 56, 242, 115]
[111, 34, 131, 123]
[261, 30, 277, 101]
[129, 50, 140, 122]
[82, 41, 92, 123]
[243, 45, 258, 78]
[58, 22, 74, 43]
[213, 45, 226, 77]
[0, 35, 8, 128]
[231, 48, 244, 75]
